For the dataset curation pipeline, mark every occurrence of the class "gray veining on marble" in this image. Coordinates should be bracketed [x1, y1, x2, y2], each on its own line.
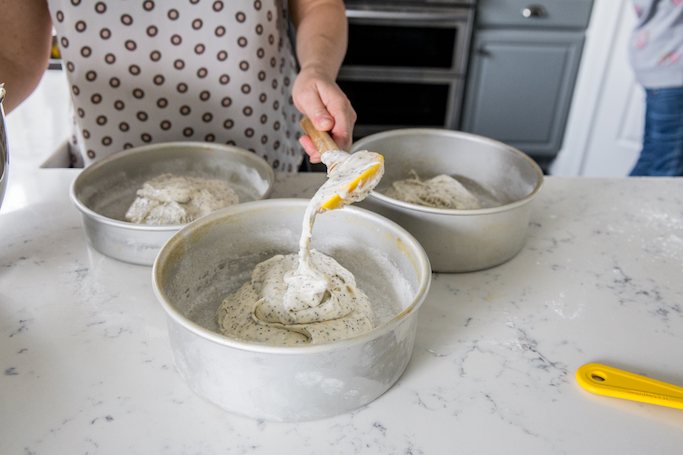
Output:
[1, 171, 682, 454]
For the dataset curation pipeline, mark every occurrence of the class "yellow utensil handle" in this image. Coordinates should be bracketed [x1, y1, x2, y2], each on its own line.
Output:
[300, 116, 340, 154]
[576, 363, 683, 410]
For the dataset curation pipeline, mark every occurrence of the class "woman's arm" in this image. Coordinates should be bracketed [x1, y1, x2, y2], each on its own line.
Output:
[0, 0, 53, 113]
[289, 0, 356, 162]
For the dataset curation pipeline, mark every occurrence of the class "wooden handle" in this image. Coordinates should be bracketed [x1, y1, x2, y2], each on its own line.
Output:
[300, 115, 339, 153]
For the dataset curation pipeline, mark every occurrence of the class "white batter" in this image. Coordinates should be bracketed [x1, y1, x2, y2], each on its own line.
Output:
[125, 173, 238, 225]
[385, 170, 482, 209]
[216, 149, 384, 346]
[216, 251, 374, 345]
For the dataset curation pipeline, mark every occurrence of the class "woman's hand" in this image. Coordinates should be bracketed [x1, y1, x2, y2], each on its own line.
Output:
[289, 0, 354, 163]
[292, 65, 356, 163]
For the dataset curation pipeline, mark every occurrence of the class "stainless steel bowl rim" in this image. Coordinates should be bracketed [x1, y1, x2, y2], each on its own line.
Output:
[69, 141, 275, 231]
[355, 128, 545, 216]
[1, 83, 8, 211]
[152, 198, 432, 355]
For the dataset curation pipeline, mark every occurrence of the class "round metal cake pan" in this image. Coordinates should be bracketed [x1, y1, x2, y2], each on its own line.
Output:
[0, 84, 8, 211]
[70, 142, 275, 266]
[152, 199, 432, 422]
[352, 129, 544, 273]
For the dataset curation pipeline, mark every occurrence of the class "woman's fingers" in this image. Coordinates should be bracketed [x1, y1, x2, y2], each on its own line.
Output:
[293, 69, 357, 160]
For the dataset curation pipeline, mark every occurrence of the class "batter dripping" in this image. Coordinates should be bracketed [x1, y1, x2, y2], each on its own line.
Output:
[216, 150, 384, 346]
[125, 174, 238, 225]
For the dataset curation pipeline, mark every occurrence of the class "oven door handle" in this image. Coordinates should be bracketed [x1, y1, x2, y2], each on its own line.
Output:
[345, 8, 470, 22]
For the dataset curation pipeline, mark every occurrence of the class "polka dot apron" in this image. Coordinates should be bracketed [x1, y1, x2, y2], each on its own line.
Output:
[48, 0, 304, 172]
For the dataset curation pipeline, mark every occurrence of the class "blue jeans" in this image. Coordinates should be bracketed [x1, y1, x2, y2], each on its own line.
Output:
[630, 87, 683, 176]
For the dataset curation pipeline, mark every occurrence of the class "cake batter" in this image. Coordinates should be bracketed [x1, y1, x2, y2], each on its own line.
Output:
[216, 149, 384, 346]
[385, 170, 482, 209]
[216, 251, 374, 345]
[125, 174, 238, 225]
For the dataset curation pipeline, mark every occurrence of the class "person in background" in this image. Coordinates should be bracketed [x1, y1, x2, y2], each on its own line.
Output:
[629, 0, 683, 176]
[0, 0, 353, 171]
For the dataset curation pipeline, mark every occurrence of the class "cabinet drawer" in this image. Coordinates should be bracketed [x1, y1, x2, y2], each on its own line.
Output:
[476, 0, 594, 29]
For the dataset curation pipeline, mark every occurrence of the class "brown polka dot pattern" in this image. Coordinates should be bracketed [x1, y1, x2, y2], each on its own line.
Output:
[49, 0, 303, 170]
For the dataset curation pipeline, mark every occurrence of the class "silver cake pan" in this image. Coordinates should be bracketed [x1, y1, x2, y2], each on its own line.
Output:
[70, 142, 274, 265]
[0, 84, 8, 210]
[352, 129, 544, 273]
[152, 199, 431, 422]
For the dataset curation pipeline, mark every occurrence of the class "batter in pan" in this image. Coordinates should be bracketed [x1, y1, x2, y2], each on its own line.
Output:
[216, 149, 383, 346]
[125, 173, 239, 225]
[385, 170, 482, 210]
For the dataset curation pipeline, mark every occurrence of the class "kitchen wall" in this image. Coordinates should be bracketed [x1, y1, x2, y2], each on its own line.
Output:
[4, 69, 71, 171]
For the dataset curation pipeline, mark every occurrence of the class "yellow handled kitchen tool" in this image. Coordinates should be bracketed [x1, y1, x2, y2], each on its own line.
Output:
[576, 363, 683, 410]
[300, 116, 384, 211]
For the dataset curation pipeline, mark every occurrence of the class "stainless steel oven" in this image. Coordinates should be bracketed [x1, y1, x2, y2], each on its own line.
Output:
[339, 1, 475, 140]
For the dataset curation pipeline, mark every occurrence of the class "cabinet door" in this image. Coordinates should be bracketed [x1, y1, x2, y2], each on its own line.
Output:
[461, 29, 585, 158]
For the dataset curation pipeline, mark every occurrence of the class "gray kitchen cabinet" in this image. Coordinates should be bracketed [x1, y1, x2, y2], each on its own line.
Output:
[461, 0, 593, 167]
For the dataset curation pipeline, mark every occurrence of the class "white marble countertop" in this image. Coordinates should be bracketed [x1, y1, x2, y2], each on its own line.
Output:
[1, 168, 682, 454]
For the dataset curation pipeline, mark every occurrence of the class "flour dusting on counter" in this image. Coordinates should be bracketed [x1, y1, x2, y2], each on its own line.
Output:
[385, 170, 482, 209]
[125, 173, 238, 225]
